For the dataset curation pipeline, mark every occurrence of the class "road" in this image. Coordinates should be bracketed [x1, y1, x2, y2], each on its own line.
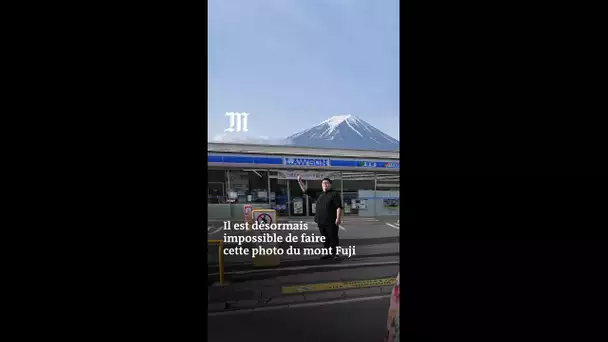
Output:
[208, 296, 390, 342]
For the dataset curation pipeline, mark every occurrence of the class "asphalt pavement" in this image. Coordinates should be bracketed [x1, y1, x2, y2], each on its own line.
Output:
[208, 295, 390, 342]
[208, 216, 400, 241]
[207, 215, 400, 316]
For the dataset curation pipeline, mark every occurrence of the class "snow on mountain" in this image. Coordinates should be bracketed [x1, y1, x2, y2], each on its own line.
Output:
[285, 114, 399, 151]
[209, 115, 399, 151]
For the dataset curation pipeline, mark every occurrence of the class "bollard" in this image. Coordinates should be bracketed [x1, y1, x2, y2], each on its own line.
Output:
[243, 204, 253, 228]
[208, 240, 224, 285]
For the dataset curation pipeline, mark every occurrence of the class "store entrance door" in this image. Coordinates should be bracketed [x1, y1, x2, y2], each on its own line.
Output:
[288, 179, 309, 217]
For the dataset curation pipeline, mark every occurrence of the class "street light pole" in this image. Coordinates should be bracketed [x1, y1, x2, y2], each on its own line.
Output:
[374, 172, 377, 217]
[340, 172, 344, 215]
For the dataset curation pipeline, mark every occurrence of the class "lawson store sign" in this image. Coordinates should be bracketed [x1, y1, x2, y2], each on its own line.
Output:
[208, 154, 399, 169]
[284, 157, 329, 167]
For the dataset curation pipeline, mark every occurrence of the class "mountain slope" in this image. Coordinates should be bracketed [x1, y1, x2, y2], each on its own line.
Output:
[285, 114, 399, 151]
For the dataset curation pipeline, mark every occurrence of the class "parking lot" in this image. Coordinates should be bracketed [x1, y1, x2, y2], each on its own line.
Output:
[207, 216, 399, 241]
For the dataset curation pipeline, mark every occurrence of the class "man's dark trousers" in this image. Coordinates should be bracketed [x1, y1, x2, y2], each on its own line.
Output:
[318, 223, 339, 256]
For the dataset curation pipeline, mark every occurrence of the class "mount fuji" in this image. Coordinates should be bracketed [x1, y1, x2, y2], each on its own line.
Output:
[285, 115, 399, 151]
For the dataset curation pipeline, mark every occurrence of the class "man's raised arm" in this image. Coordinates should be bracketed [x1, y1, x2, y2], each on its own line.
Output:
[297, 175, 308, 194]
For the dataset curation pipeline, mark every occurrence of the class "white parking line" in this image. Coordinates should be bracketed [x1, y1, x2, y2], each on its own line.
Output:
[395, 223, 400, 227]
[339, 225, 346, 231]
[209, 226, 224, 235]
[208, 295, 390, 316]
[386, 223, 399, 230]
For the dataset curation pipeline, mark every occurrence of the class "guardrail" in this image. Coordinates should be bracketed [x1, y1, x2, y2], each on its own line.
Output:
[208, 240, 224, 285]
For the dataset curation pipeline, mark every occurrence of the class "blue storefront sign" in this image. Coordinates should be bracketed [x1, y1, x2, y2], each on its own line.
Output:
[330, 159, 400, 169]
[208, 154, 399, 169]
[383, 162, 400, 169]
[284, 157, 329, 167]
[208, 155, 284, 165]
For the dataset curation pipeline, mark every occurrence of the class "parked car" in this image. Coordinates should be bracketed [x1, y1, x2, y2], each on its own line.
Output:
[385, 272, 400, 342]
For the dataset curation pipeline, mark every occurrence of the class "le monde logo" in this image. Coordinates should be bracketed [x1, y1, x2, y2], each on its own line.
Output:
[224, 112, 250, 133]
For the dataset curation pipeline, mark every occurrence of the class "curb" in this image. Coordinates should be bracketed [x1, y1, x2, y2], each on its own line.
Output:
[208, 260, 400, 279]
[208, 252, 400, 273]
[207, 285, 395, 313]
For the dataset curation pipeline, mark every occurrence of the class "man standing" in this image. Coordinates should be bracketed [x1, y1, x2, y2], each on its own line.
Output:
[297, 175, 343, 260]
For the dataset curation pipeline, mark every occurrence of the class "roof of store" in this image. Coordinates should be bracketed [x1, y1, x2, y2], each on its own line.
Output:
[208, 143, 400, 159]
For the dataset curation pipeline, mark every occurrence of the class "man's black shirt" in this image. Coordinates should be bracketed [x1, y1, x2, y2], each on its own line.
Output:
[303, 188, 342, 225]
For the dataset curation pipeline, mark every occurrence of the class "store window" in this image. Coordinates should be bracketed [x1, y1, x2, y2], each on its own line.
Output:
[269, 176, 288, 216]
[374, 172, 400, 216]
[226, 170, 269, 204]
[208, 170, 227, 204]
[341, 172, 375, 216]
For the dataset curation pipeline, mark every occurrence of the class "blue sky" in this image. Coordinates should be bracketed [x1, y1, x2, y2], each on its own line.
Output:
[208, 0, 399, 142]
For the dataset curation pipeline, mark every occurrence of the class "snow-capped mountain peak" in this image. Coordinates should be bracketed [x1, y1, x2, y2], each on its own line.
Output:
[318, 114, 353, 138]
[322, 114, 352, 127]
[286, 114, 399, 151]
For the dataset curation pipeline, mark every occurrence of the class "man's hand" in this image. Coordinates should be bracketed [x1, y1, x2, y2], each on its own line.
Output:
[297, 175, 306, 192]
[335, 217, 341, 226]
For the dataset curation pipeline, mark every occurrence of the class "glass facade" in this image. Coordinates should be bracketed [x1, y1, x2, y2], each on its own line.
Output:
[269, 177, 289, 216]
[340, 172, 375, 216]
[208, 170, 227, 204]
[226, 170, 269, 204]
[208, 167, 399, 219]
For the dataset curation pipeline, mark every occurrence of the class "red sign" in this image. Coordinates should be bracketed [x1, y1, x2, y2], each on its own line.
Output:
[256, 213, 273, 225]
[244, 205, 253, 222]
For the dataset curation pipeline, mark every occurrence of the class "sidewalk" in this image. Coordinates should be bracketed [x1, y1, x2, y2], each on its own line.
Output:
[208, 242, 399, 272]
[208, 257, 399, 313]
